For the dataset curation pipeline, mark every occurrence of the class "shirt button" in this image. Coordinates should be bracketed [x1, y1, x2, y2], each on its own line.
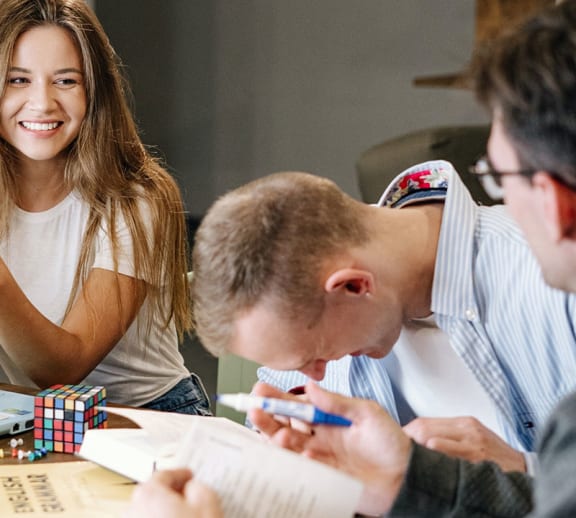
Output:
[465, 308, 476, 321]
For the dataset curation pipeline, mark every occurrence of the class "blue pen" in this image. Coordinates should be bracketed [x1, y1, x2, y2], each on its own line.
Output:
[216, 393, 352, 427]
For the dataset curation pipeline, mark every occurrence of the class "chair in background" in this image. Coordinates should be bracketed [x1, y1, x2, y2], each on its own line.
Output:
[355, 124, 494, 205]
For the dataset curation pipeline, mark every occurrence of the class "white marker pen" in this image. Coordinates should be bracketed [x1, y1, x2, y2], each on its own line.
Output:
[217, 393, 352, 427]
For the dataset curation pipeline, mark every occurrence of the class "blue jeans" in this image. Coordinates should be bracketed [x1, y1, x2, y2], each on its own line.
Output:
[142, 373, 212, 416]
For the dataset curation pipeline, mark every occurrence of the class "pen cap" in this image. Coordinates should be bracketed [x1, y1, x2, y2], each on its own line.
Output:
[216, 393, 259, 412]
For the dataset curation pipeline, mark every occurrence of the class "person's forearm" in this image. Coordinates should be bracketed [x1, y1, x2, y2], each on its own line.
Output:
[389, 442, 533, 518]
[0, 259, 145, 387]
[0, 260, 99, 386]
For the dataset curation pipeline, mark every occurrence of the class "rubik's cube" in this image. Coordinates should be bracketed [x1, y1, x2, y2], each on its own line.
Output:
[33, 384, 107, 453]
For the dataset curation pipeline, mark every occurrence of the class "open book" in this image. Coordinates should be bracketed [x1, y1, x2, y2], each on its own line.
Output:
[78, 407, 363, 518]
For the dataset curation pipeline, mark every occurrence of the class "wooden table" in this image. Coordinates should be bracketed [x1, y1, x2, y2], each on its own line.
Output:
[0, 383, 138, 466]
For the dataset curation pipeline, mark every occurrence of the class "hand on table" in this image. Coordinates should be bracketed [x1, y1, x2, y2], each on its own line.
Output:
[403, 416, 526, 472]
[250, 381, 412, 516]
[125, 468, 223, 518]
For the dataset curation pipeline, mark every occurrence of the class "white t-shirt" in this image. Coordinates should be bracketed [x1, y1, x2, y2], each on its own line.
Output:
[0, 191, 189, 406]
[383, 314, 506, 439]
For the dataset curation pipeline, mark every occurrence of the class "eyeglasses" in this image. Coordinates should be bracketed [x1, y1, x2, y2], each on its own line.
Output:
[468, 155, 537, 201]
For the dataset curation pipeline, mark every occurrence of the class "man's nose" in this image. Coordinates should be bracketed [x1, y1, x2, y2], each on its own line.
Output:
[300, 359, 327, 381]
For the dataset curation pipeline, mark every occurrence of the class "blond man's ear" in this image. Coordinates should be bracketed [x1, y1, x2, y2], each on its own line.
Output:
[324, 268, 374, 296]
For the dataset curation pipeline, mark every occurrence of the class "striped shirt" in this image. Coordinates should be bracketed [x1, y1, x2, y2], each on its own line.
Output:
[258, 160, 576, 454]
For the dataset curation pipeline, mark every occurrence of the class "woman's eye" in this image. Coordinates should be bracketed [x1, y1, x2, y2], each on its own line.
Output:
[54, 77, 80, 88]
[7, 77, 30, 86]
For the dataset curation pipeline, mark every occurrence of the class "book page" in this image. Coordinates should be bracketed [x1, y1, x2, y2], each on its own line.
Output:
[176, 418, 363, 518]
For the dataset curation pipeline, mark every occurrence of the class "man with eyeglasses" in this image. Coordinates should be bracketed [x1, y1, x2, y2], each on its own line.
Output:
[248, 1, 576, 516]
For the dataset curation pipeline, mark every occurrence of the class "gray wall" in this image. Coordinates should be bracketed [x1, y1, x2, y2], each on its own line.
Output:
[96, 0, 488, 217]
[95, 0, 215, 219]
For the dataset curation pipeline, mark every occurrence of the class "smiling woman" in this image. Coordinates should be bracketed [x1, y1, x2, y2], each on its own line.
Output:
[0, 25, 86, 210]
[0, 0, 211, 415]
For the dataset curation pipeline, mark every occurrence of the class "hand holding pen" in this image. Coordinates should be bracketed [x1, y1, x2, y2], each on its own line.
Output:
[249, 380, 412, 517]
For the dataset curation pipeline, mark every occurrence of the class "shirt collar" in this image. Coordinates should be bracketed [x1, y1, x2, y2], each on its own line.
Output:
[377, 160, 449, 208]
[377, 160, 478, 318]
